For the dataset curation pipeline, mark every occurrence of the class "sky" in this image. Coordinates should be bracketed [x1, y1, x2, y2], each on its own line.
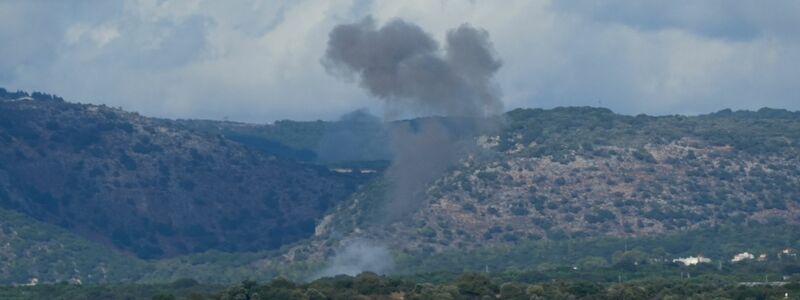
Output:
[1, 0, 798, 122]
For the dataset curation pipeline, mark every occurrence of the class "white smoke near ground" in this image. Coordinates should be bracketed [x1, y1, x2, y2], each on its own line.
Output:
[313, 239, 394, 278]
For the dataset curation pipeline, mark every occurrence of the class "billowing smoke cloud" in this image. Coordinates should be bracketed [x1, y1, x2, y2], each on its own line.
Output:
[318, 15, 502, 277]
[313, 239, 394, 278]
[322, 17, 503, 118]
[323, 17, 503, 219]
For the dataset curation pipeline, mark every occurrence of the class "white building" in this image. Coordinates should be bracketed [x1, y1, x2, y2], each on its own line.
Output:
[781, 248, 797, 258]
[673, 255, 711, 266]
[731, 252, 755, 262]
[23, 278, 39, 286]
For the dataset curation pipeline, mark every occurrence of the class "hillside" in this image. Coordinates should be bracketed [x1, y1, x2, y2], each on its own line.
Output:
[302, 107, 800, 261]
[177, 109, 392, 165]
[0, 207, 150, 284]
[0, 205, 305, 285]
[2, 88, 799, 284]
[0, 88, 362, 259]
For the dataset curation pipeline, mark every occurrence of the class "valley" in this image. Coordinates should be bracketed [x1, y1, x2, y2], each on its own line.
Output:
[1, 89, 798, 289]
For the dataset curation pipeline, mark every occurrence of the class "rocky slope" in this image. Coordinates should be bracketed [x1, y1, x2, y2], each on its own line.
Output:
[300, 107, 800, 261]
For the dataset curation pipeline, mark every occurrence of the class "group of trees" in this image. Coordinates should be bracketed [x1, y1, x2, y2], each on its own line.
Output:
[2, 269, 799, 299]
[0, 88, 64, 102]
[15, 274, 790, 300]
[498, 107, 800, 161]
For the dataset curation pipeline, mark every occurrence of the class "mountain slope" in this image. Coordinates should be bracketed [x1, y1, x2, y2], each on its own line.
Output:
[305, 107, 800, 259]
[0, 207, 150, 284]
[3, 87, 800, 283]
[0, 89, 360, 258]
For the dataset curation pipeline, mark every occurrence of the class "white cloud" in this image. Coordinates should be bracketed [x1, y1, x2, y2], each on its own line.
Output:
[64, 24, 120, 47]
[0, 0, 798, 122]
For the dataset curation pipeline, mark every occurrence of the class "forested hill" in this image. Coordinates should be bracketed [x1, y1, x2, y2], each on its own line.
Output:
[0, 88, 362, 259]
[1, 87, 799, 285]
[307, 105, 800, 260]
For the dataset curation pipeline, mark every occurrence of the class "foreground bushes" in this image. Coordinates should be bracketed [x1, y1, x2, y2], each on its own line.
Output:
[211, 273, 800, 300]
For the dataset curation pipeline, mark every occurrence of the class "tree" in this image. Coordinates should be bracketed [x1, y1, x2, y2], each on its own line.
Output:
[354, 272, 388, 295]
[577, 256, 609, 269]
[498, 282, 527, 300]
[456, 273, 496, 298]
[151, 294, 176, 300]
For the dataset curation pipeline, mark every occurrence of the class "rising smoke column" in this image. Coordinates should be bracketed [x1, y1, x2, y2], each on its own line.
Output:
[322, 16, 503, 218]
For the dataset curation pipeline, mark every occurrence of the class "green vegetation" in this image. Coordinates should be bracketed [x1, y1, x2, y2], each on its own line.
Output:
[206, 274, 800, 300]
[394, 222, 800, 282]
[3, 207, 796, 286]
[0, 206, 323, 285]
[0, 208, 150, 284]
[3, 272, 798, 300]
[0, 88, 64, 102]
[364, 105, 800, 254]
[3, 89, 800, 299]
[500, 106, 800, 160]
[0, 97, 360, 259]
[0, 279, 220, 300]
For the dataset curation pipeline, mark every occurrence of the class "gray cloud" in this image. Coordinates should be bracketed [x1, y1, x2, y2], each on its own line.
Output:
[551, 1, 800, 41]
[0, 1, 122, 81]
[0, 0, 798, 122]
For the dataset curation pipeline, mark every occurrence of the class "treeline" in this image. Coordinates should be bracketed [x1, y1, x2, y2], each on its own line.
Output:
[0, 278, 218, 300]
[211, 273, 800, 300]
[5, 272, 797, 300]
[500, 106, 800, 159]
[0, 87, 64, 102]
[393, 222, 800, 282]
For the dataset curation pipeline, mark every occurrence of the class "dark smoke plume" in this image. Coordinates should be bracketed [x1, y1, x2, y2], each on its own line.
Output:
[322, 17, 502, 118]
[323, 16, 503, 218]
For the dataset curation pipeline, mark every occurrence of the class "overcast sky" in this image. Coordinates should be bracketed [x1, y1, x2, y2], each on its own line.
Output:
[1, 0, 798, 122]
